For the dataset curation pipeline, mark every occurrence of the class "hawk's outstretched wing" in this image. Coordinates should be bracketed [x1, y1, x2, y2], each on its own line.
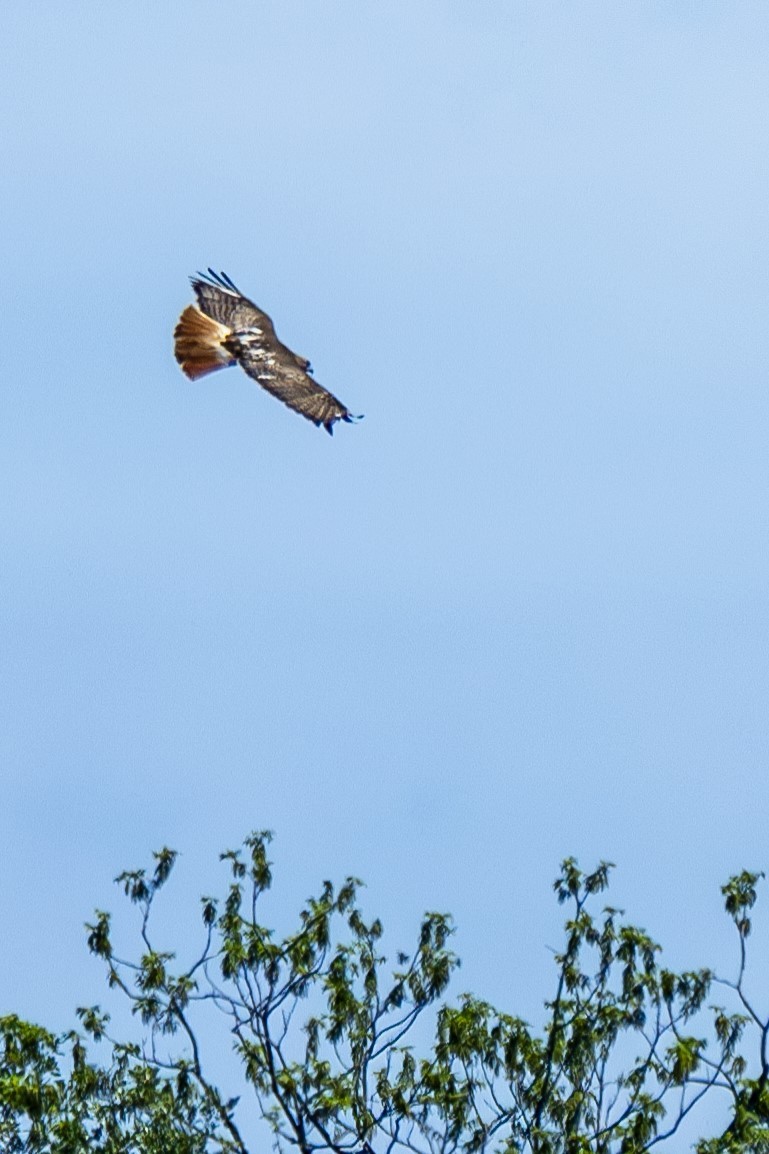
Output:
[174, 269, 361, 435]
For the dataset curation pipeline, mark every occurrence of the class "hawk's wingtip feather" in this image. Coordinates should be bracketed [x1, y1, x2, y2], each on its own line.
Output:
[191, 268, 242, 295]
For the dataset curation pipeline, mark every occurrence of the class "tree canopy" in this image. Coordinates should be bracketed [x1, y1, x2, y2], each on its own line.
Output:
[3, 833, 769, 1153]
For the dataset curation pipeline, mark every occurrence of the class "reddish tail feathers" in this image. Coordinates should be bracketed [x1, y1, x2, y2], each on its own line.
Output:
[174, 306, 236, 379]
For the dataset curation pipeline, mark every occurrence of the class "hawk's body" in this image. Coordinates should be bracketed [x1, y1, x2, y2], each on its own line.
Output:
[174, 270, 360, 435]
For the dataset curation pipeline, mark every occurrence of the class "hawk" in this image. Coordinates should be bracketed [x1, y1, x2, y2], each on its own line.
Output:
[174, 270, 361, 435]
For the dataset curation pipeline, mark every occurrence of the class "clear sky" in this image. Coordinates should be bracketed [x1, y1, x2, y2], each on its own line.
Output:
[2, 0, 769, 1102]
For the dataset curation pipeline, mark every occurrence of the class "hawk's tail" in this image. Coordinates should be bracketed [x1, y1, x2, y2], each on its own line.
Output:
[174, 306, 236, 380]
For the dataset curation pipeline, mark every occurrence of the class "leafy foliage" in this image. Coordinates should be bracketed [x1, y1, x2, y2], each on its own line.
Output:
[3, 835, 769, 1152]
[0, 1011, 219, 1153]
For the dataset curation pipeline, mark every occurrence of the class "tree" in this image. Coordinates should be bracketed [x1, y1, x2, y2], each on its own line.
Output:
[2, 832, 769, 1152]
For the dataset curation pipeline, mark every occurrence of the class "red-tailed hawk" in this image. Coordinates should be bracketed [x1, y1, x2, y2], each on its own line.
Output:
[174, 270, 361, 435]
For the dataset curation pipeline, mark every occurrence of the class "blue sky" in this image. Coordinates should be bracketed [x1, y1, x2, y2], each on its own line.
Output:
[2, 0, 769, 1107]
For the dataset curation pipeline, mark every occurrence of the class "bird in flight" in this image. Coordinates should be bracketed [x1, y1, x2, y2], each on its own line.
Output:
[174, 270, 361, 435]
